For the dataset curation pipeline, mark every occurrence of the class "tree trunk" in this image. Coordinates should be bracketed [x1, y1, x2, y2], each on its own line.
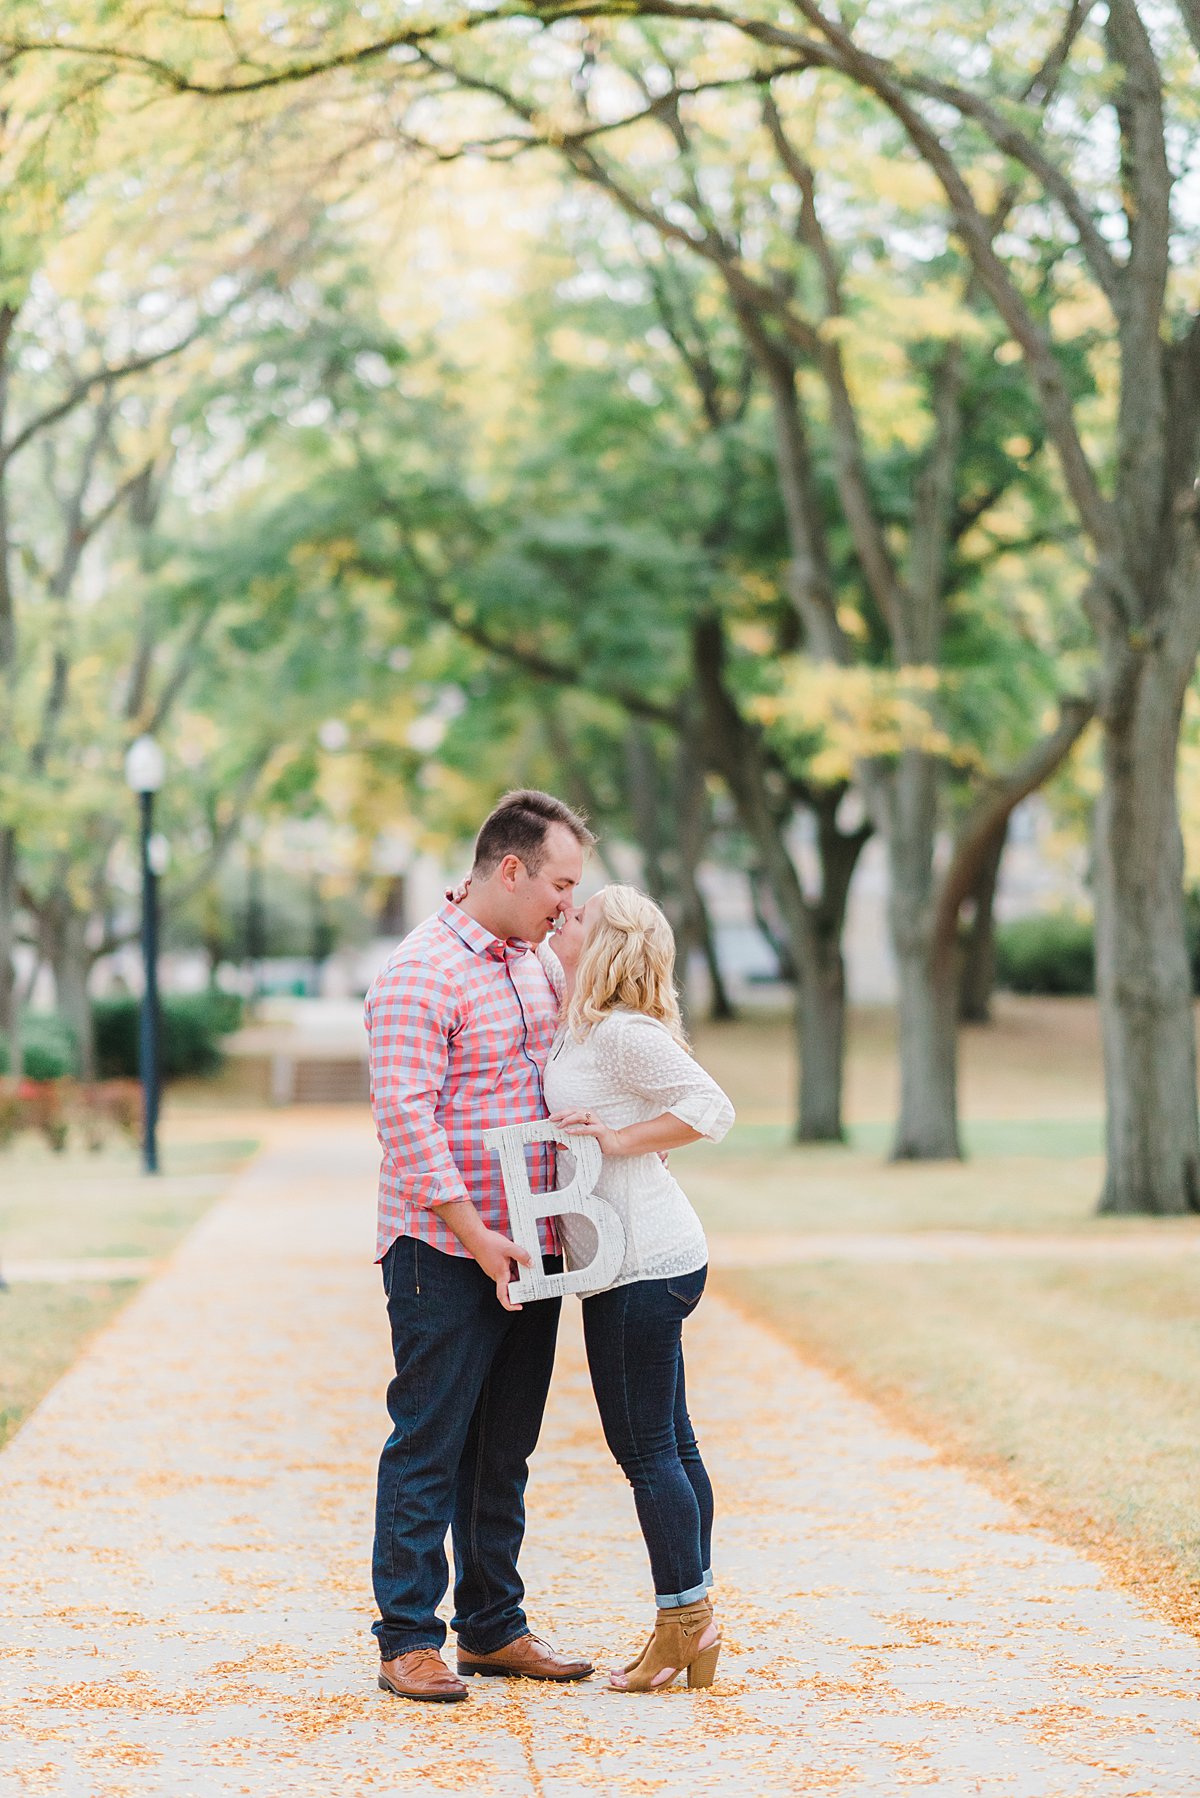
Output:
[886, 750, 964, 1159]
[892, 932, 962, 1159]
[696, 899, 735, 1023]
[1095, 658, 1200, 1214]
[749, 865, 798, 982]
[626, 723, 667, 902]
[0, 309, 18, 1080]
[692, 613, 867, 1139]
[793, 916, 847, 1142]
[0, 826, 20, 1076]
[958, 816, 1007, 1024]
[671, 726, 735, 1023]
[46, 902, 96, 1083]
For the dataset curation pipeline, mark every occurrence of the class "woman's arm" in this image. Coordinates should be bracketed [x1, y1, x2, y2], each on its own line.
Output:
[553, 1108, 702, 1158]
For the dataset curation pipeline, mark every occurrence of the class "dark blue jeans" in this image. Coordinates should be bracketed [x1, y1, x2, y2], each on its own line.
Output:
[371, 1237, 561, 1659]
[582, 1266, 713, 1607]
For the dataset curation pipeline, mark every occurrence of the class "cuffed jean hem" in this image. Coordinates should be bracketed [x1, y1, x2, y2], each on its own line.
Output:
[654, 1578, 709, 1609]
[454, 1625, 531, 1657]
[376, 1638, 443, 1661]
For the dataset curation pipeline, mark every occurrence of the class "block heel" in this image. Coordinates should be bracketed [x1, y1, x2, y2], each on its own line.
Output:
[610, 1598, 720, 1693]
[687, 1642, 720, 1688]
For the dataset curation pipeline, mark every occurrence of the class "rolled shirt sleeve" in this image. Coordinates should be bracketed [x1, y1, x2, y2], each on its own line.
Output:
[365, 960, 473, 1211]
[606, 1014, 735, 1142]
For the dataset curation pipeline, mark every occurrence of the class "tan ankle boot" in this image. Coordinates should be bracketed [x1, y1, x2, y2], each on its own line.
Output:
[615, 1628, 655, 1678]
[611, 1598, 719, 1693]
[616, 1580, 715, 1678]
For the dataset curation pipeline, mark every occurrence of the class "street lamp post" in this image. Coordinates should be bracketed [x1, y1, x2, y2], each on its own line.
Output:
[124, 735, 166, 1175]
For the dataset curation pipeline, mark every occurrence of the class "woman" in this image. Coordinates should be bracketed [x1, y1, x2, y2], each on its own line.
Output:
[546, 884, 734, 1693]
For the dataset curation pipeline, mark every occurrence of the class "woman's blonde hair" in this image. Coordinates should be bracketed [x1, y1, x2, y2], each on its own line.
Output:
[567, 884, 689, 1050]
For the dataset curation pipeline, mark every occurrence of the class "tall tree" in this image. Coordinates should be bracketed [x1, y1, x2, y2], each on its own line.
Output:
[370, 26, 1094, 1157]
[558, 0, 1200, 1204]
[16, 2, 1197, 1204]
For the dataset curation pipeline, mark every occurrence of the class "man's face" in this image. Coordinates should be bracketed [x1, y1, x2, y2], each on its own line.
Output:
[510, 824, 584, 943]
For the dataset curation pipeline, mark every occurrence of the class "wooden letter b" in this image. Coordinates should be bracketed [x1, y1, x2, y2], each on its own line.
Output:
[483, 1118, 626, 1303]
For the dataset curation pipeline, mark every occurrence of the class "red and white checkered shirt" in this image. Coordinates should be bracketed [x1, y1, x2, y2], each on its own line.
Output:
[365, 901, 562, 1263]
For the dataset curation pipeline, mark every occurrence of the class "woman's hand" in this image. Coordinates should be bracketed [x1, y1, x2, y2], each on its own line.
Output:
[444, 873, 472, 906]
[552, 1108, 626, 1157]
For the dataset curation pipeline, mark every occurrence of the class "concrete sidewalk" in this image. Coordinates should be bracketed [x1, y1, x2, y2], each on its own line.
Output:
[0, 1116, 1196, 1797]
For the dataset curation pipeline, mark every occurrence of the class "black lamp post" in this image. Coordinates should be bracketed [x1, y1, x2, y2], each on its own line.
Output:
[125, 735, 166, 1174]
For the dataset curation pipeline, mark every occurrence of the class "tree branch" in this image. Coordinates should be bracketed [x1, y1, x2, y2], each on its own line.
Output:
[933, 695, 1094, 945]
[0, 331, 203, 475]
[1105, 0, 1172, 604]
[0, 23, 448, 96]
[523, 1, 1118, 570]
[1177, 0, 1200, 59]
[361, 540, 683, 728]
[758, 98, 909, 650]
[725, 290, 856, 661]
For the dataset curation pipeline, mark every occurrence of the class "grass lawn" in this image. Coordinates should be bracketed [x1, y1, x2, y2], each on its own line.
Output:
[687, 995, 1200, 1632]
[0, 1282, 140, 1449]
[0, 1121, 257, 1451]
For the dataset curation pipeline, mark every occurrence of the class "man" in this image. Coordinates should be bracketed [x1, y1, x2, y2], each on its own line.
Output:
[365, 789, 596, 1702]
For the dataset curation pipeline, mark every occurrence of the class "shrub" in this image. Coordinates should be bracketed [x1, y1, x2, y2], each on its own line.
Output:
[93, 991, 244, 1081]
[76, 1079, 142, 1151]
[1186, 891, 1200, 992]
[15, 1079, 70, 1152]
[0, 1077, 143, 1153]
[0, 1080, 20, 1146]
[995, 912, 1095, 996]
[0, 1014, 76, 1080]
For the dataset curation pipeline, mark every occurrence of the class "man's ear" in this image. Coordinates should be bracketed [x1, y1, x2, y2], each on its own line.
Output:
[498, 852, 524, 891]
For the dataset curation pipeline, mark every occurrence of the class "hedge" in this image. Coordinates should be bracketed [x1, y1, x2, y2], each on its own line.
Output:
[0, 1013, 77, 1081]
[994, 912, 1095, 995]
[995, 901, 1200, 996]
[93, 991, 244, 1080]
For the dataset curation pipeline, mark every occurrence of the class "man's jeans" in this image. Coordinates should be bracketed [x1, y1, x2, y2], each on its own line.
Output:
[371, 1236, 561, 1659]
[582, 1266, 713, 1608]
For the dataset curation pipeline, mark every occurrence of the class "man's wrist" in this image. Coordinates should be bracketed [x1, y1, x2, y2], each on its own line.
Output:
[431, 1196, 488, 1255]
[464, 1221, 497, 1259]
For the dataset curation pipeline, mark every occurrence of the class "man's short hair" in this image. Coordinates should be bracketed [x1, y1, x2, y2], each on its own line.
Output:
[472, 789, 595, 878]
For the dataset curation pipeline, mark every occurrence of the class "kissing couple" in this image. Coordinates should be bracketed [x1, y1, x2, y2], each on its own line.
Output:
[364, 788, 735, 1701]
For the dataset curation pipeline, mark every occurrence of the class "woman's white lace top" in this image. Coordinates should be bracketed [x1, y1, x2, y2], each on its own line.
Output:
[542, 1009, 735, 1292]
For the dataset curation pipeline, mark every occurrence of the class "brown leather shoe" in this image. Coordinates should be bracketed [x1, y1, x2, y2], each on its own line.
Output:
[378, 1648, 468, 1702]
[457, 1631, 593, 1682]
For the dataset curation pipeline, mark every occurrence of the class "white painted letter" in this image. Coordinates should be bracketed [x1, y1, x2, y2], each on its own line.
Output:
[483, 1119, 625, 1302]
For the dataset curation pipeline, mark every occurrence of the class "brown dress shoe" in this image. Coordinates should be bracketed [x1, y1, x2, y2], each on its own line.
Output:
[378, 1648, 468, 1702]
[457, 1631, 593, 1682]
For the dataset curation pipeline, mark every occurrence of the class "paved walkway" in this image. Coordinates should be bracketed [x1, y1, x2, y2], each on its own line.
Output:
[1, 1118, 1197, 1798]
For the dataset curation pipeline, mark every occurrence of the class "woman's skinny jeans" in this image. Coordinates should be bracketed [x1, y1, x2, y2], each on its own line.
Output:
[582, 1265, 713, 1608]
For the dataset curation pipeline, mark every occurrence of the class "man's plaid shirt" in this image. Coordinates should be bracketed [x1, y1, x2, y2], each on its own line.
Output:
[365, 901, 562, 1263]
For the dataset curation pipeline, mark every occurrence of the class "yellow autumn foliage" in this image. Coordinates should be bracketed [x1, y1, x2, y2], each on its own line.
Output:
[841, 274, 993, 348]
[754, 660, 964, 783]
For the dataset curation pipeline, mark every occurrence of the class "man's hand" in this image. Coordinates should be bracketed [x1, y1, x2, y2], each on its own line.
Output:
[473, 1227, 533, 1312]
[432, 1201, 534, 1310]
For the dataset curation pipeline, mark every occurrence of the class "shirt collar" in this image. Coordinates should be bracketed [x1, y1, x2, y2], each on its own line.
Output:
[438, 900, 530, 965]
